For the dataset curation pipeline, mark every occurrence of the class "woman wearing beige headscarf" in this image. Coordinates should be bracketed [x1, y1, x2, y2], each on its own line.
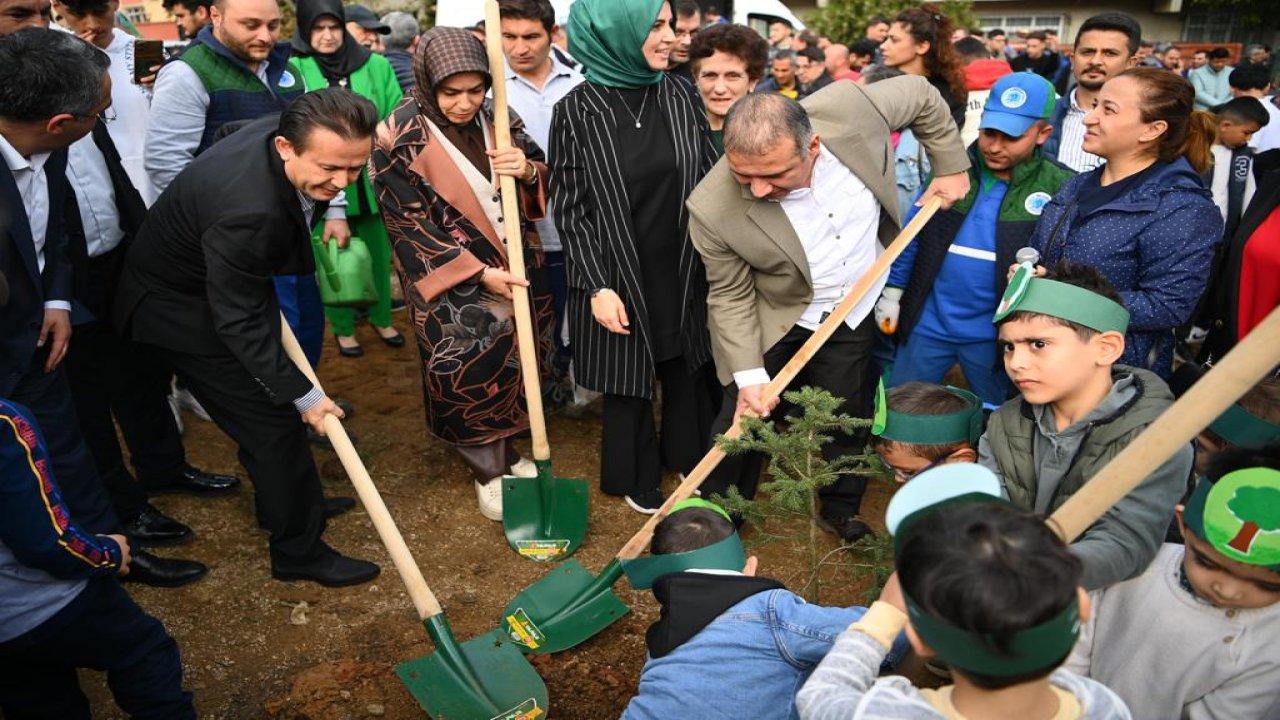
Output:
[369, 27, 555, 521]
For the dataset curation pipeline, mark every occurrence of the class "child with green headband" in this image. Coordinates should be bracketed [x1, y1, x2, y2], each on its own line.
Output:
[622, 499, 885, 720]
[870, 381, 982, 482]
[979, 261, 1191, 589]
[798, 463, 1130, 719]
[1065, 443, 1280, 719]
[1193, 377, 1280, 476]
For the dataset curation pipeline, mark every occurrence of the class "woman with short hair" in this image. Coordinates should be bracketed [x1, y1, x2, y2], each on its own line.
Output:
[687, 22, 769, 155]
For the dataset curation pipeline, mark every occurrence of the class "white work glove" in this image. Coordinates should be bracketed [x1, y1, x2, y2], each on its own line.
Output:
[875, 287, 904, 335]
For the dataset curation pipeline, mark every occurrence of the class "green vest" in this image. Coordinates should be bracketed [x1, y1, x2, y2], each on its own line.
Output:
[985, 366, 1174, 513]
[293, 53, 404, 217]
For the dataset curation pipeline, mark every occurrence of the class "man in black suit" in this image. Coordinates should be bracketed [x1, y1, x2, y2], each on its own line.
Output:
[116, 88, 380, 586]
[0, 28, 211, 587]
[65, 115, 242, 550]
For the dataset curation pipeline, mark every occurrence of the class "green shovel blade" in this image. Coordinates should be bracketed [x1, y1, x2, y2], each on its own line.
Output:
[396, 615, 549, 720]
[500, 558, 629, 654]
[502, 459, 589, 562]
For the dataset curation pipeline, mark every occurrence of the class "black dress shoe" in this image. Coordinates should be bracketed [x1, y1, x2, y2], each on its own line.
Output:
[336, 336, 364, 357]
[149, 465, 240, 496]
[271, 546, 380, 587]
[817, 515, 874, 544]
[323, 496, 356, 519]
[122, 504, 193, 546]
[377, 329, 405, 347]
[124, 550, 208, 588]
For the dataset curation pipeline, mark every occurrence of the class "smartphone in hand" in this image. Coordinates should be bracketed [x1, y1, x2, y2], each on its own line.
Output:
[134, 39, 165, 84]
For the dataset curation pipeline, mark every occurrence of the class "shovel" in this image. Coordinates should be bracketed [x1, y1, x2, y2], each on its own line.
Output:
[501, 198, 945, 653]
[279, 317, 548, 719]
[1048, 304, 1280, 542]
[483, 0, 590, 563]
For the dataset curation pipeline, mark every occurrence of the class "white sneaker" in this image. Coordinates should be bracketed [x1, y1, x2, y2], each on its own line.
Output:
[167, 393, 184, 434]
[509, 458, 537, 478]
[475, 478, 504, 521]
[174, 386, 212, 422]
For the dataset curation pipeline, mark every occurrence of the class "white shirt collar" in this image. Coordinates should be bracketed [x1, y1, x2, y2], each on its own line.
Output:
[0, 133, 49, 175]
[505, 52, 578, 84]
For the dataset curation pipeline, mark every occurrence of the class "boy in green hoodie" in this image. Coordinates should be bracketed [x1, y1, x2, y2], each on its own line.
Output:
[979, 260, 1191, 589]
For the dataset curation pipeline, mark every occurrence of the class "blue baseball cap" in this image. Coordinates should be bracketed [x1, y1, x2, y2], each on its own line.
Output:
[981, 72, 1057, 138]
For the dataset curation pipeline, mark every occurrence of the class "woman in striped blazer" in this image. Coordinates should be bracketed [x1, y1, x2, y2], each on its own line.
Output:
[550, 0, 721, 513]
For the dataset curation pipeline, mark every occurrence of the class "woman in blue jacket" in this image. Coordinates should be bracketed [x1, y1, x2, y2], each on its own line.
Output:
[1028, 67, 1221, 379]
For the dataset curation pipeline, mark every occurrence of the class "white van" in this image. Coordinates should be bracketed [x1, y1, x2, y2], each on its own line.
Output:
[433, 0, 805, 37]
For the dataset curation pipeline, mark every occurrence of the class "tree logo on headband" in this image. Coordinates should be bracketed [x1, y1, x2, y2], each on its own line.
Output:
[1203, 469, 1280, 567]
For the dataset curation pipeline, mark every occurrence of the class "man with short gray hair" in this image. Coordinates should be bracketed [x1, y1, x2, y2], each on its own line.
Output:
[380, 10, 418, 92]
[687, 78, 971, 542]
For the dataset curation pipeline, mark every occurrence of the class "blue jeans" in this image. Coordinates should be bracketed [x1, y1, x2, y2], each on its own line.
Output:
[890, 333, 1012, 409]
[273, 274, 325, 368]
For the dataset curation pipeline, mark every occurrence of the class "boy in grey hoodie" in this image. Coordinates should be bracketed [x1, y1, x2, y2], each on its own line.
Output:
[797, 463, 1130, 720]
[978, 261, 1191, 588]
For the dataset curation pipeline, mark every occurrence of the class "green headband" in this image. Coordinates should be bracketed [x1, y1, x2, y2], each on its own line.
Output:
[906, 594, 1081, 677]
[620, 499, 746, 589]
[1208, 403, 1280, 449]
[993, 272, 1130, 334]
[872, 379, 983, 447]
[1183, 468, 1280, 571]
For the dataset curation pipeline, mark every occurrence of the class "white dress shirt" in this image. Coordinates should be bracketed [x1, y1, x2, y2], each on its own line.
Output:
[733, 145, 883, 389]
[502, 53, 584, 252]
[0, 134, 70, 312]
[1057, 89, 1104, 173]
[67, 136, 125, 258]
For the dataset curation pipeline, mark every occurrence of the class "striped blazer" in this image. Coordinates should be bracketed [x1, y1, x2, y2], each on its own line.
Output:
[549, 76, 718, 399]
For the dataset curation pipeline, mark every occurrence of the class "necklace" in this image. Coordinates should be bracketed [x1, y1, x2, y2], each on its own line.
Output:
[620, 87, 649, 129]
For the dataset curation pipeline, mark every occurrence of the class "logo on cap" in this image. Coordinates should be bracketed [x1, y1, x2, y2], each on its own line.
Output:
[1025, 191, 1052, 216]
[1001, 87, 1028, 109]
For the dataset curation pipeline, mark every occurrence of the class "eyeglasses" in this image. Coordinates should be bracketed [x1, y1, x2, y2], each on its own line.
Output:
[98, 106, 118, 124]
[890, 457, 944, 483]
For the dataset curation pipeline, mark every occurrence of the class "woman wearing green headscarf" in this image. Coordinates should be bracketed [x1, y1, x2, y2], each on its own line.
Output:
[291, 0, 405, 356]
[551, 0, 720, 514]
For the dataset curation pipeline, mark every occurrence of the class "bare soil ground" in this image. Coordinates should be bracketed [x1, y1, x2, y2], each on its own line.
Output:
[85, 317, 900, 719]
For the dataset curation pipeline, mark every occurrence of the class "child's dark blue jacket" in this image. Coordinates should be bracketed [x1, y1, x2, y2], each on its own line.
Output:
[0, 399, 123, 642]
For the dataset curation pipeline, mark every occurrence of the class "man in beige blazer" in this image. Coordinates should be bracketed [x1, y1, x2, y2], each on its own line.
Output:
[687, 77, 970, 540]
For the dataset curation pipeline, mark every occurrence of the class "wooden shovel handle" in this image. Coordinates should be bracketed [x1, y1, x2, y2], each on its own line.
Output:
[485, 0, 550, 462]
[616, 198, 944, 560]
[1050, 305, 1280, 541]
[279, 315, 444, 620]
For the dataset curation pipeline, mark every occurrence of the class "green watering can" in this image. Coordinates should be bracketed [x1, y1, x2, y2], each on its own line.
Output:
[313, 235, 377, 308]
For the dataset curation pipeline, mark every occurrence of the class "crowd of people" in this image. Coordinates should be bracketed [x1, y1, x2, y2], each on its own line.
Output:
[0, 0, 1277, 717]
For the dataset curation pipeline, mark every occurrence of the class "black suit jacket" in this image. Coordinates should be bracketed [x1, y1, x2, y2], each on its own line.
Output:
[114, 115, 325, 406]
[68, 122, 148, 325]
[0, 146, 74, 395]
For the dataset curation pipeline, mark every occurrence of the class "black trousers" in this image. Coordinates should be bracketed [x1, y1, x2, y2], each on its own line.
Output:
[601, 357, 720, 497]
[703, 317, 876, 519]
[162, 347, 325, 562]
[65, 320, 187, 521]
[6, 349, 119, 535]
[0, 577, 194, 720]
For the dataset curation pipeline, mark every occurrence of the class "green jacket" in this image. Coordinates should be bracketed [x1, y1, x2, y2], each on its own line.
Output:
[979, 366, 1192, 589]
[294, 53, 403, 217]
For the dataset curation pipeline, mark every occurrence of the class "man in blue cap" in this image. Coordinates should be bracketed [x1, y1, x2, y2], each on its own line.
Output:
[875, 72, 1075, 408]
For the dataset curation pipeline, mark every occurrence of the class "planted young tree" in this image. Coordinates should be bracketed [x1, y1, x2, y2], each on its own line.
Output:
[712, 386, 889, 603]
[1226, 486, 1280, 553]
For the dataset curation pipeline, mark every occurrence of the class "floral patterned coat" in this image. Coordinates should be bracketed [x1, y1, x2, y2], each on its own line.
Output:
[370, 97, 555, 447]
